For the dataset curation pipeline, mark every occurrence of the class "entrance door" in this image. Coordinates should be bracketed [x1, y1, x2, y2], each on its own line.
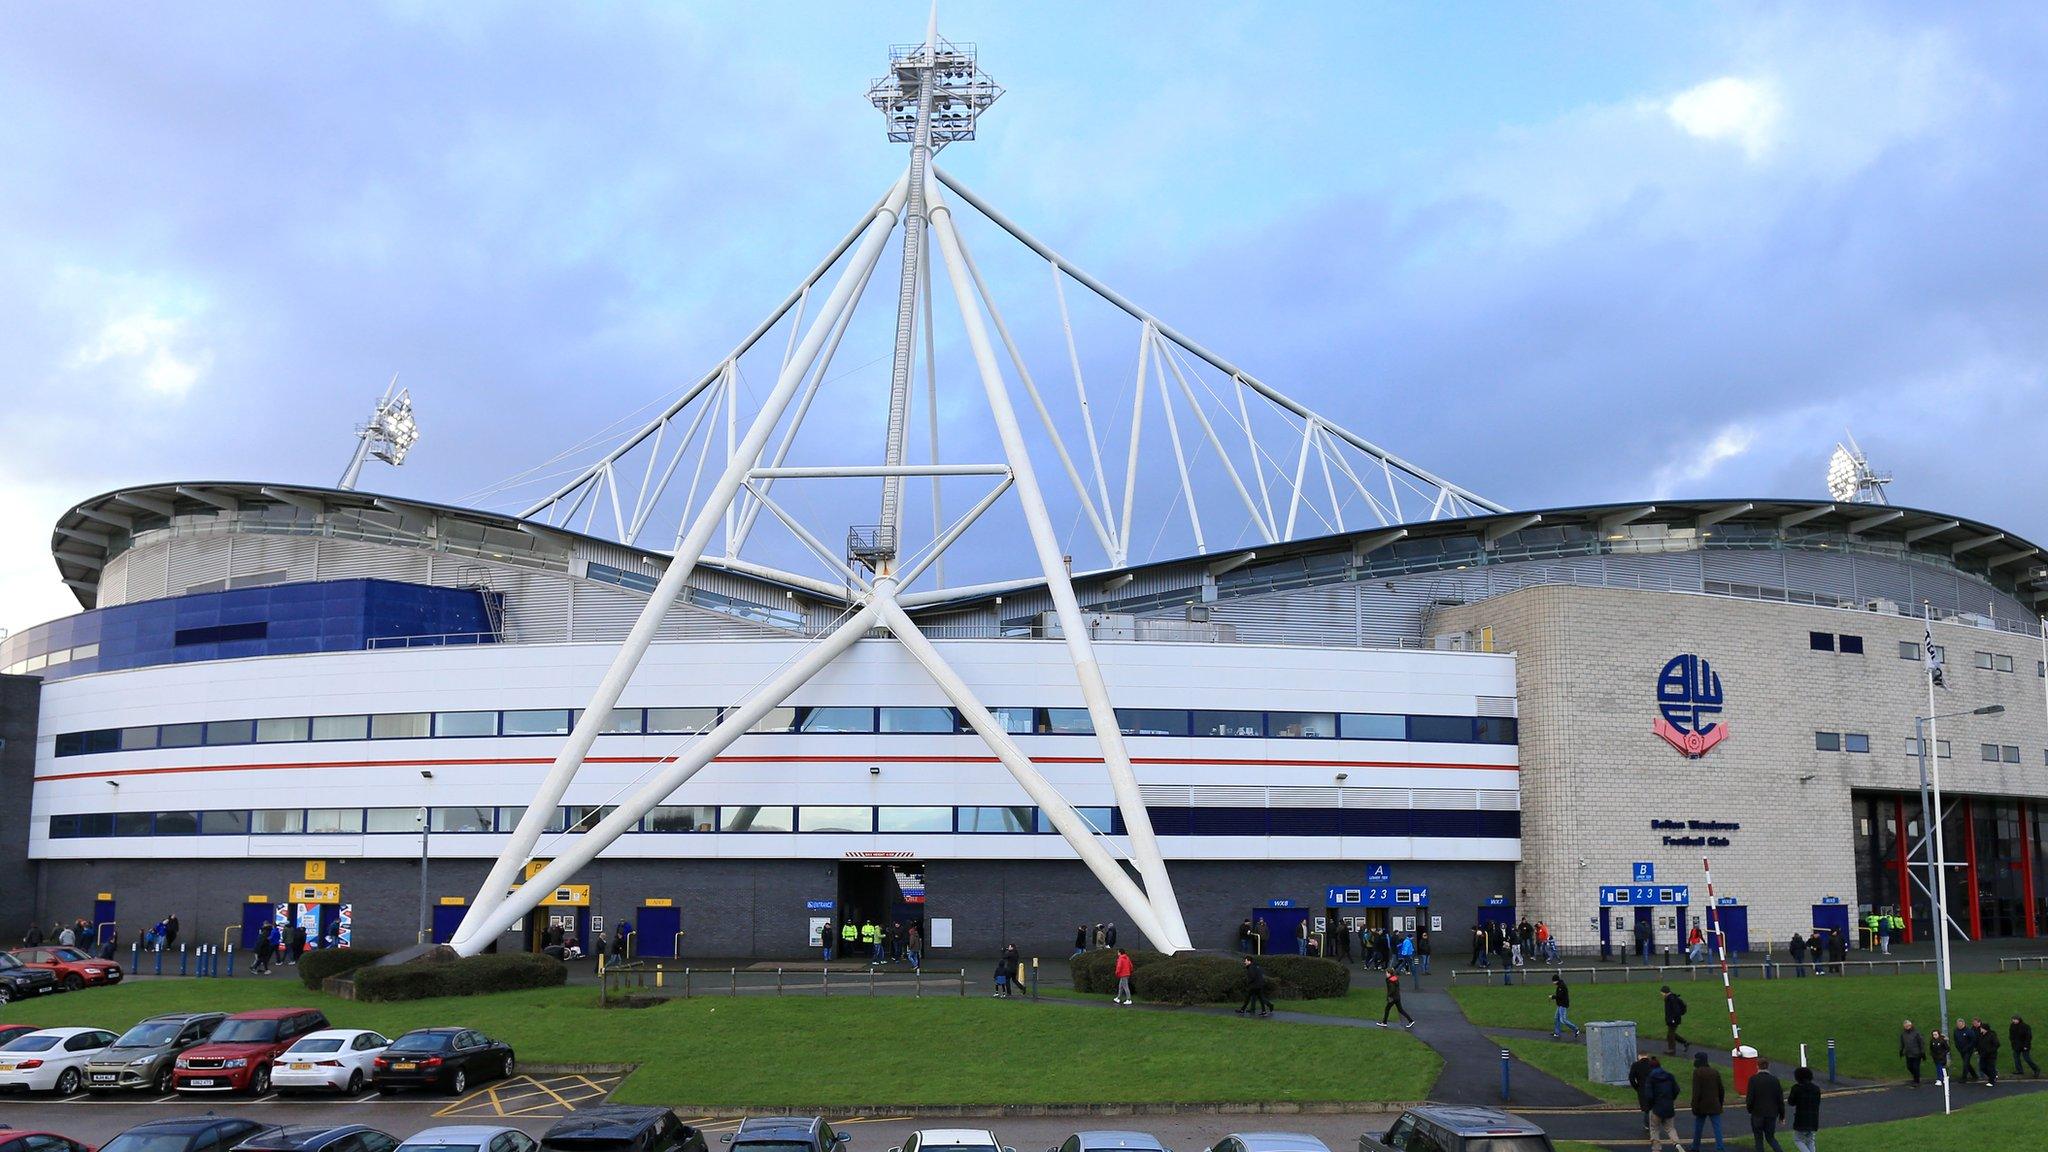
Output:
[1477, 904, 1514, 931]
[837, 862, 923, 958]
[1633, 907, 1656, 957]
[240, 903, 274, 949]
[431, 905, 467, 945]
[92, 897, 116, 946]
[1711, 905, 1750, 954]
[1256, 908, 1311, 954]
[1811, 902, 1850, 954]
[636, 905, 682, 957]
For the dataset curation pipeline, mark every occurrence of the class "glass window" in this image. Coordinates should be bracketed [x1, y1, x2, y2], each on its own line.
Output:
[306, 808, 364, 834]
[1996, 654, 2015, 673]
[154, 811, 199, 835]
[799, 806, 875, 832]
[256, 717, 309, 744]
[720, 805, 793, 832]
[796, 707, 875, 733]
[879, 707, 959, 733]
[597, 708, 644, 734]
[120, 726, 159, 751]
[312, 715, 370, 741]
[251, 809, 304, 834]
[370, 713, 431, 739]
[988, 707, 1035, 735]
[1905, 738, 1922, 757]
[1838, 634, 1864, 654]
[113, 812, 153, 836]
[1815, 732, 1842, 752]
[1193, 710, 1265, 737]
[1038, 807, 1115, 834]
[1341, 713, 1407, 740]
[647, 707, 720, 733]
[1043, 708, 1093, 734]
[200, 810, 250, 835]
[565, 805, 620, 833]
[749, 707, 797, 733]
[1981, 743, 2000, 762]
[1808, 631, 1834, 651]
[1975, 651, 1995, 669]
[1843, 733, 1870, 753]
[2003, 744, 2022, 764]
[434, 711, 498, 737]
[1115, 708, 1189, 736]
[1899, 640, 1919, 660]
[1408, 715, 1476, 743]
[52, 732, 87, 757]
[503, 709, 570, 736]
[204, 720, 255, 746]
[1938, 739, 1952, 758]
[498, 806, 566, 833]
[1474, 716, 1519, 744]
[365, 808, 422, 833]
[431, 807, 496, 833]
[645, 805, 715, 833]
[959, 805, 1034, 833]
[48, 814, 81, 838]
[877, 806, 953, 832]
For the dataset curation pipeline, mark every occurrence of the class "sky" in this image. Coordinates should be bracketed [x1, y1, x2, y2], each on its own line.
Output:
[5, 1, 2048, 635]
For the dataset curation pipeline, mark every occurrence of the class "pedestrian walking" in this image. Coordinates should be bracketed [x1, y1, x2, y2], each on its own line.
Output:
[1471, 925, 1487, 967]
[1929, 1029, 1951, 1085]
[992, 953, 1011, 997]
[1236, 918, 1253, 954]
[1377, 969, 1416, 1029]
[1113, 948, 1135, 1005]
[1418, 929, 1432, 973]
[164, 914, 180, 950]
[1396, 932, 1417, 974]
[1828, 929, 1845, 974]
[1252, 918, 1269, 955]
[1093, 923, 1106, 949]
[1647, 1057, 1682, 1152]
[1689, 1051, 1726, 1152]
[1662, 985, 1692, 1055]
[1788, 933, 1806, 979]
[1787, 1068, 1821, 1152]
[1236, 956, 1274, 1016]
[287, 923, 307, 965]
[1955, 1017, 1979, 1081]
[1899, 1020, 1925, 1087]
[1074, 924, 1090, 958]
[1630, 1053, 1658, 1133]
[1334, 917, 1353, 962]
[57, 924, 75, 948]
[1550, 974, 1581, 1039]
[1975, 1018, 1999, 1086]
[254, 923, 276, 973]
[1687, 923, 1707, 964]
[906, 923, 922, 970]
[2011, 1015, 2040, 1077]
[1744, 1058, 1787, 1152]
[1104, 922, 1118, 949]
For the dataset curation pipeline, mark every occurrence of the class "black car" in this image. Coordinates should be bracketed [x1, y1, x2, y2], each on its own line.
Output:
[541, 1108, 706, 1152]
[723, 1117, 847, 1152]
[1360, 1107, 1553, 1152]
[371, 1029, 514, 1096]
[0, 956, 58, 1006]
[235, 1125, 401, 1152]
[102, 1118, 278, 1152]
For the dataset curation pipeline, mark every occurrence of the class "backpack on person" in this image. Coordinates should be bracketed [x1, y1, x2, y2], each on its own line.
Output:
[1672, 993, 1688, 1018]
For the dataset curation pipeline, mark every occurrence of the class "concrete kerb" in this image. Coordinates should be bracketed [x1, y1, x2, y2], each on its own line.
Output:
[661, 1102, 1426, 1118]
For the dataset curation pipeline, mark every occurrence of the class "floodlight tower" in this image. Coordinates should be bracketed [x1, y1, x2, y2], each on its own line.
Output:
[859, 5, 1001, 571]
[1825, 431, 1890, 505]
[338, 377, 421, 490]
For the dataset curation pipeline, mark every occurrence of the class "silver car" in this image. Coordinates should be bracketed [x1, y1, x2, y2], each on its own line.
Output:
[84, 1012, 225, 1094]
[1050, 1133, 1169, 1152]
[1203, 1136, 1330, 1152]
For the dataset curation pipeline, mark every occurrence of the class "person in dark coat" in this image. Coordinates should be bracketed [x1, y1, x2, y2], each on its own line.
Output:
[1377, 969, 1415, 1029]
[253, 922, 276, 973]
[164, 914, 180, 950]
[1929, 1029, 1952, 1085]
[287, 924, 307, 965]
[1104, 923, 1117, 949]
[1236, 956, 1273, 1016]
[1646, 1058, 1682, 1152]
[1899, 1019, 1926, 1086]
[1075, 925, 1090, 957]
[1630, 1053, 1658, 1133]
[22, 922, 43, 947]
[1689, 1050, 1726, 1152]
[1744, 1058, 1786, 1152]
[2012, 1015, 2040, 1077]
[1787, 1067, 1821, 1152]
[1787, 933, 1806, 978]
[1974, 1018, 2000, 1086]
[1236, 919, 1253, 954]
[1662, 985, 1692, 1055]
[1954, 1017, 1979, 1081]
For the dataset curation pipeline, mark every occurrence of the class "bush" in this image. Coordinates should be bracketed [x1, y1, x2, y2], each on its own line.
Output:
[1068, 949, 1348, 1004]
[1131, 954, 1248, 1005]
[1261, 954, 1351, 999]
[353, 952, 566, 1002]
[297, 948, 389, 991]
[1068, 948, 1167, 994]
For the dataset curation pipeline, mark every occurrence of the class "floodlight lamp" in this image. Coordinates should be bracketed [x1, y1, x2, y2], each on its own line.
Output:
[1974, 704, 2006, 715]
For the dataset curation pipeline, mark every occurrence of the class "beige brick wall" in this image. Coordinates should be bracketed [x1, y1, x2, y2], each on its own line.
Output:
[1437, 586, 2048, 949]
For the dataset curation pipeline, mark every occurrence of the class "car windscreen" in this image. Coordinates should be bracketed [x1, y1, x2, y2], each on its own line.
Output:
[115, 1021, 186, 1047]
[396, 1144, 478, 1152]
[0, 954, 21, 970]
[51, 948, 92, 962]
[1461, 1139, 1551, 1152]
[1, 1034, 62, 1051]
[287, 1038, 346, 1054]
[733, 1141, 817, 1152]
[388, 1033, 454, 1053]
[544, 1139, 642, 1152]
[102, 1134, 200, 1152]
[918, 1145, 998, 1152]
[209, 1020, 281, 1043]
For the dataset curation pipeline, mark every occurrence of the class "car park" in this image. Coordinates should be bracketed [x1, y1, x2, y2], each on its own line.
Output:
[172, 1007, 329, 1095]
[270, 1029, 390, 1095]
[101, 1118, 276, 1152]
[7, 949, 121, 991]
[890, 1131, 1013, 1152]
[83, 1012, 226, 1095]
[723, 1117, 847, 1152]
[234, 1125, 401, 1152]
[541, 1108, 705, 1152]
[1202, 1136, 1329, 1152]
[1358, 1107, 1554, 1152]
[371, 1029, 514, 1096]
[0, 1027, 117, 1095]
[393, 1129, 537, 1152]
[0, 1126, 94, 1152]
[0, 956, 59, 1005]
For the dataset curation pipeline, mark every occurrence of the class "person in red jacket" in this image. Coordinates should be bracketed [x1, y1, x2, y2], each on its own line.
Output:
[1113, 949, 1135, 1005]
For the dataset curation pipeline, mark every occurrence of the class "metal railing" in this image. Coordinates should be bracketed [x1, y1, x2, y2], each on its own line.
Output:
[1450, 956, 1939, 984]
[1997, 956, 2048, 971]
[365, 631, 504, 649]
[600, 963, 967, 1001]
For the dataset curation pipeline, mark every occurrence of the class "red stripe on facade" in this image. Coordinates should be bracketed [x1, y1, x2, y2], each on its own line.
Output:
[1963, 797, 1981, 941]
[1892, 795, 1916, 945]
[2020, 799, 2039, 939]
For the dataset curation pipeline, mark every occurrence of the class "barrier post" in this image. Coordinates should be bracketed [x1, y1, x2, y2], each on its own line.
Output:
[1500, 1048, 1512, 1100]
[1827, 1038, 1838, 1084]
[685, 968, 693, 998]
[1031, 957, 1040, 1000]
[731, 967, 737, 996]
[225, 945, 235, 977]
[776, 967, 783, 995]
[179, 943, 189, 977]
[656, 964, 664, 989]
[131, 940, 140, 971]
[154, 943, 163, 977]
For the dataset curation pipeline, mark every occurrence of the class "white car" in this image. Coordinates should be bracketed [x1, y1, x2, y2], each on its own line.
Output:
[894, 1131, 1014, 1152]
[0, 1026, 118, 1095]
[269, 1027, 390, 1094]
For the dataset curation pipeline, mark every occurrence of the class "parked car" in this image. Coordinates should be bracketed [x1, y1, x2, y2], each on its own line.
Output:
[0, 955, 60, 1005]
[7, 949, 121, 991]
[541, 1108, 706, 1152]
[0, 1025, 44, 1049]
[371, 1029, 514, 1096]
[393, 1129, 537, 1152]
[84, 1011, 226, 1094]
[1202, 1136, 1329, 1152]
[233, 1125, 401, 1152]
[0, 1126, 94, 1152]
[0, 1027, 118, 1095]
[101, 1118, 276, 1152]
[889, 1131, 1013, 1152]
[270, 1029, 390, 1095]
[172, 1007, 329, 1095]
[1358, 1108, 1553, 1152]
[723, 1117, 847, 1152]
[1047, 1135, 1167, 1152]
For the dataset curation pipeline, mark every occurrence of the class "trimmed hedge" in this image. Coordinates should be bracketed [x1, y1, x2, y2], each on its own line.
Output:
[1068, 948, 1348, 1005]
[297, 948, 390, 991]
[353, 952, 567, 1002]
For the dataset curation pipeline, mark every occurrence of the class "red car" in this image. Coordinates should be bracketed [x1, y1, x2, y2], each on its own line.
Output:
[0, 1129, 94, 1152]
[0, 1026, 39, 1049]
[7, 948, 122, 991]
[171, 1008, 328, 1095]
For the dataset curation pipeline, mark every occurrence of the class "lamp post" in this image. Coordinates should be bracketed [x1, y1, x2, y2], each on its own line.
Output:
[417, 770, 434, 945]
[1914, 702, 2000, 1114]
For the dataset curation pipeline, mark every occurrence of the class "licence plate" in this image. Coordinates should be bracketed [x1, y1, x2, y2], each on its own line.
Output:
[92, 1073, 118, 1082]
[187, 1078, 218, 1087]
[393, 1062, 417, 1071]
[0, 1062, 15, 1071]
[291, 1063, 312, 1070]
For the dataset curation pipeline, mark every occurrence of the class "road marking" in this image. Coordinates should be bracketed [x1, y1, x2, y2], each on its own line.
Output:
[434, 1073, 621, 1118]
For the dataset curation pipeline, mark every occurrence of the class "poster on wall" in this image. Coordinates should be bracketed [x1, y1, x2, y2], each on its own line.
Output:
[296, 904, 321, 939]
[338, 904, 353, 948]
[808, 917, 831, 947]
[930, 918, 953, 948]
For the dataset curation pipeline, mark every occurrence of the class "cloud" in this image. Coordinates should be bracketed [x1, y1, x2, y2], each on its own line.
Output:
[1650, 424, 1758, 500]
[1666, 77, 1782, 159]
[72, 307, 212, 395]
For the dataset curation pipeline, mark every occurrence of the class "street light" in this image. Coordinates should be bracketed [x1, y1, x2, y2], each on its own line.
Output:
[417, 770, 434, 945]
[1913, 702, 2000, 1113]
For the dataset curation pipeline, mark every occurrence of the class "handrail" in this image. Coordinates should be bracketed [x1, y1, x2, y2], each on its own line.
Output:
[1448, 956, 1938, 984]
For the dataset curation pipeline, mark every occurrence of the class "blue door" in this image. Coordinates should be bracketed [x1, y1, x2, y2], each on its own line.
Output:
[1811, 902, 1850, 947]
[1255, 908, 1311, 954]
[1711, 905, 1750, 954]
[92, 897, 117, 946]
[1477, 904, 1515, 930]
[635, 906, 682, 957]
[1633, 907, 1656, 957]
[432, 904, 467, 944]
[239, 903, 273, 949]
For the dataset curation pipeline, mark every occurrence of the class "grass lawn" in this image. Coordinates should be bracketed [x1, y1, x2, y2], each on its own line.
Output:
[1821, 1090, 2048, 1150]
[1488, 1036, 1638, 1106]
[0, 979, 1438, 1106]
[1452, 971, 2048, 1081]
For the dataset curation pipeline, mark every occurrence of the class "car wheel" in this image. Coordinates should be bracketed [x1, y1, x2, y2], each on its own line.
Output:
[0, 985, 11, 1005]
[501, 1054, 515, 1080]
[62, 974, 84, 992]
[251, 1066, 271, 1095]
[155, 1067, 174, 1094]
[448, 1068, 467, 1096]
[346, 1070, 364, 1094]
[56, 1067, 81, 1096]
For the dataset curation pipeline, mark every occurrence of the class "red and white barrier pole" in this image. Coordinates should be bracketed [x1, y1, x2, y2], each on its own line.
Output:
[1703, 856, 1741, 1047]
